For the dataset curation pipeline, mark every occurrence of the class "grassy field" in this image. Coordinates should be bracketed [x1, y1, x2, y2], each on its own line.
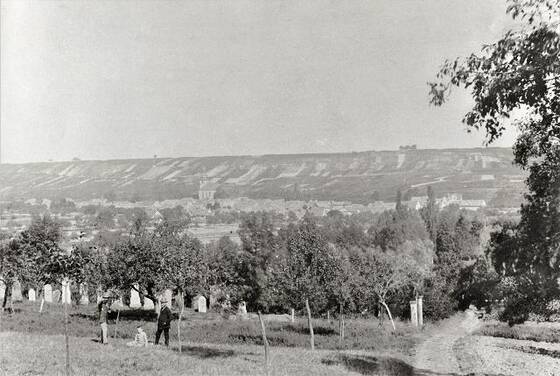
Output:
[0, 301, 429, 375]
[475, 321, 560, 344]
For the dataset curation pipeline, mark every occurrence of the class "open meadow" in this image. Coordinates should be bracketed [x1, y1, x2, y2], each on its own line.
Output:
[0, 301, 429, 375]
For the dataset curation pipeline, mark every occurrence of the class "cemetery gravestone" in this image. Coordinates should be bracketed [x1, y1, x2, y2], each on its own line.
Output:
[11, 280, 23, 302]
[61, 279, 72, 304]
[28, 288, 36, 302]
[410, 300, 418, 326]
[130, 284, 141, 308]
[417, 296, 423, 327]
[238, 301, 248, 317]
[192, 295, 207, 313]
[44, 284, 53, 303]
[0, 280, 6, 301]
[53, 289, 62, 303]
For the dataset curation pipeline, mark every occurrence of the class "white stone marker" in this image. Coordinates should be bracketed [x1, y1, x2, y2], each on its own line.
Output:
[195, 295, 207, 313]
[44, 284, 53, 303]
[11, 280, 23, 302]
[417, 296, 424, 327]
[28, 288, 36, 302]
[0, 280, 6, 301]
[410, 300, 418, 326]
[130, 284, 141, 308]
[61, 278, 72, 304]
[52, 289, 61, 303]
[238, 301, 247, 315]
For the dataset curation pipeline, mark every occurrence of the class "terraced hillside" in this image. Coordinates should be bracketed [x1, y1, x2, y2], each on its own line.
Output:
[0, 147, 526, 204]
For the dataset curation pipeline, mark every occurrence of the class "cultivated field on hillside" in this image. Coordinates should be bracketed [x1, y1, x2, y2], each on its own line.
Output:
[0, 148, 525, 204]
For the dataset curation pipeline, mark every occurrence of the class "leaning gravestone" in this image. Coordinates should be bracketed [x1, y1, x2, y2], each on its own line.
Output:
[44, 284, 53, 303]
[130, 284, 141, 308]
[52, 289, 62, 303]
[11, 280, 23, 302]
[28, 288, 36, 302]
[192, 295, 207, 313]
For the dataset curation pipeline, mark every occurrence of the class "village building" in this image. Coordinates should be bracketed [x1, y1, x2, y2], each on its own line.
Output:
[198, 179, 218, 201]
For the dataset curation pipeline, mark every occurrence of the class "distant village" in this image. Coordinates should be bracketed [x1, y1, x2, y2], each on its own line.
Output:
[0, 178, 518, 248]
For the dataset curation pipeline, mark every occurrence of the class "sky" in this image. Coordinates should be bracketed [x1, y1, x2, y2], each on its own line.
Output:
[1, 0, 519, 163]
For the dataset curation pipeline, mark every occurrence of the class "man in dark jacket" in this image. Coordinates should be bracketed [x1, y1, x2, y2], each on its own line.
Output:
[155, 299, 172, 346]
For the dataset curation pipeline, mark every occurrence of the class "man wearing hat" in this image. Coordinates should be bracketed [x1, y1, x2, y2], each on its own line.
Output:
[155, 298, 173, 346]
[97, 295, 111, 344]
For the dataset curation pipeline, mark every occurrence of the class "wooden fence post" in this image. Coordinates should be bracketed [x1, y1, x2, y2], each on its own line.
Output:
[178, 292, 185, 353]
[258, 311, 271, 376]
[305, 299, 315, 350]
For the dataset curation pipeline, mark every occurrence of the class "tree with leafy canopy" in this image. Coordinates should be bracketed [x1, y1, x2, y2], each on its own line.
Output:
[429, 0, 559, 323]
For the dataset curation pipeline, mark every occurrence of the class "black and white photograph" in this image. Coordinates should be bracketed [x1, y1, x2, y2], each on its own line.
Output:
[0, 0, 559, 375]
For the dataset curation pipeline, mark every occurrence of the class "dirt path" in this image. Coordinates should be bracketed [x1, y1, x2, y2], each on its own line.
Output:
[415, 311, 560, 376]
[414, 310, 480, 375]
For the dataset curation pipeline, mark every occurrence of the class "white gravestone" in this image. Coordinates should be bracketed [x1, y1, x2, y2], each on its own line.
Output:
[130, 284, 141, 308]
[143, 297, 155, 310]
[417, 296, 423, 327]
[410, 300, 418, 326]
[11, 280, 23, 302]
[28, 288, 36, 302]
[192, 295, 207, 313]
[79, 283, 89, 305]
[238, 301, 248, 315]
[0, 280, 6, 301]
[44, 284, 53, 303]
[61, 279, 72, 304]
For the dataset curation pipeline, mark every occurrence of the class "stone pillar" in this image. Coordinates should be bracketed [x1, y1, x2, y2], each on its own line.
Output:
[197, 296, 207, 313]
[79, 283, 89, 305]
[44, 284, 53, 303]
[410, 300, 418, 326]
[61, 278, 72, 304]
[28, 288, 36, 302]
[130, 284, 141, 308]
[417, 296, 424, 327]
[11, 280, 23, 302]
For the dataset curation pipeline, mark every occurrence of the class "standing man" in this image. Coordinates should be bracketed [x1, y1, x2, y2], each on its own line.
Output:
[98, 295, 111, 344]
[155, 298, 172, 347]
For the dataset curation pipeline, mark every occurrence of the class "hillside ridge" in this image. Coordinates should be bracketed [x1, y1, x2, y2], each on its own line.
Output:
[0, 147, 526, 204]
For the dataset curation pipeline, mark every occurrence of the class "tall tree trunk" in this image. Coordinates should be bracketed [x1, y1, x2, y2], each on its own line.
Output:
[39, 298, 45, 314]
[305, 298, 315, 350]
[64, 300, 70, 376]
[2, 282, 11, 310]
[338, 302, 344, 346]
[178, 291, 184, 353]
[380, 300, 396, 331]
[258, 311, 271, 376]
